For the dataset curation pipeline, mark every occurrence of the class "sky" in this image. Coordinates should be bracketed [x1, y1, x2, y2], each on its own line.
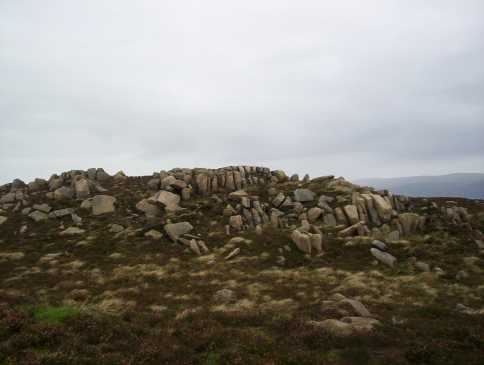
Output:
[1, 0, 483, 184]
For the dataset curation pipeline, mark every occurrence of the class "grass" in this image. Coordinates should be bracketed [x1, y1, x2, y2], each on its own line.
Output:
[32, 306, 80, 324]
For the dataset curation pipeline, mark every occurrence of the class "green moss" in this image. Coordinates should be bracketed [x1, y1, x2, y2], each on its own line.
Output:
[32, 306, 80, 324]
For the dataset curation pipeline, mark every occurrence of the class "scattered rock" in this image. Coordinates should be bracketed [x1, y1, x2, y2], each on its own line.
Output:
[370, 247, 396, 267]
[145, 229, 162, 240]
[60, 227, 85, 236]
[164, 222, 193, 241]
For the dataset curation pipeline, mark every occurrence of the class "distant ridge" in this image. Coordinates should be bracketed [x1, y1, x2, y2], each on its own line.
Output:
[355, 173, 484, 199]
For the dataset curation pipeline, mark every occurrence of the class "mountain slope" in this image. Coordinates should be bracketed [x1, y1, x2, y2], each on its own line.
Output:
[356, 173, 484, 199]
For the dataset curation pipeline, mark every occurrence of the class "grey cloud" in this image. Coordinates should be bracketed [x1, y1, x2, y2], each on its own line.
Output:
[1, 0, 484, 184]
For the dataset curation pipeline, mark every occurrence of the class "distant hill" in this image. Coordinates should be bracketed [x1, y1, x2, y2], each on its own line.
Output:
[355, 173, 484, 199]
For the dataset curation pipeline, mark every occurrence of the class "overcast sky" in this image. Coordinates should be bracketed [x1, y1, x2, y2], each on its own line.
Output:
[1, 1, 483, 184]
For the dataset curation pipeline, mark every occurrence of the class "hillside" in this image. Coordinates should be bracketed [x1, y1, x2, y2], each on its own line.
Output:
[356, 173, 484, 199]
[1, 166, 483, 364]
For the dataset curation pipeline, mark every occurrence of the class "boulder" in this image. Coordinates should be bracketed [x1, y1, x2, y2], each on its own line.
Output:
[145, 229, 162, 240]
[60, 227, 85, 236]
[293, 189, 315, 202]
[343, 205, 360, 225]
[229, 215, 243, 230]
[136, 199, 161, 216]
[54, 186, 74, 200]
[91, 195, 116, 215]
[156, 191, 180, 212]
[307, 207, 322, 223]
[164, 222, 193, 241]
[32, 203, 51, 213]
[48, 208, 75, 218]
[74, 178, 90, 199]
[370, 247, 396, 268]
[371, 194, 392, 222]
[28, 210, 49, 222]
[0, 216, 7, 225]
[113, 171, 128, 181]
[291, 229, 312, 254]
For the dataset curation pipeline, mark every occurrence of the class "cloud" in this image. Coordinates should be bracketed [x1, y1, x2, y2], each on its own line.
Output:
[1, 0, 483, 184]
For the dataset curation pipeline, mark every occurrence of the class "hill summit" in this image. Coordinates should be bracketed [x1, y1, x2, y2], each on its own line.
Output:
[1, 165, 483, 364]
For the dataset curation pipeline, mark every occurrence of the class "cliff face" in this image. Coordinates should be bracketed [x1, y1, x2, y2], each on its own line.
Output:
[1, 165, 483, 364]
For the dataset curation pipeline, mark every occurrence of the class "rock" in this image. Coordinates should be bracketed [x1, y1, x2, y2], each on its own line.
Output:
[309, 319, 354, 337]
[28, 210, 49, 222]
[21, 207, 32, 215]
[323, 214, 337, 227]
[371, 240, 387, 251]
[136, 199, 161, 216]
[0, 252, 25, 261]
[48, 208, 75, 218]
[33, 203, 51, 213]
[343, 205, 360, 225]
[113, 171, 128, 181]
[213, 288, 236, 303]
[109, 224, 125, 233]
[0, 216, 7, 225]
[60, 227, 85, 236]
[145, 229, 162, 240]
[293, 188, 315, 202]
[189, 240, 201, 255]
[71, 213, 82, 225]
[415, 261, 430, 272]
[156, 191, 180, 212]
[340, 299, 372, 317]
[341, 317, 381, 334]
[74, 178, 90, 199]
[291, 229, 312, 254]
[310, 233, 323, 253]
[225, 247, 240, 260]
[307, 207, 322, 223]
[387, 230, 400, 241]
[272, 170, 288, 182]
[371, 194, 392, 222]
[164, 222, 193, 241]
[91, 195, 116, 215]
[229, 215, 243, 230]
[370, 247, 396, 268]
[398, 213, 422, 235]
[54, 186, 74, 200]
[147, 178, 161, 190]
[28, 178, 48, 192]
[0, 192, 16, 204]
[290, 174, 299, 182]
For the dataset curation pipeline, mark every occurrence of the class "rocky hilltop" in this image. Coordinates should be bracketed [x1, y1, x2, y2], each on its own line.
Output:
[0, 165, 483, 364]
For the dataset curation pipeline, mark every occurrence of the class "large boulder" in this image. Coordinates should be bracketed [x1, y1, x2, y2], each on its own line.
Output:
[28, 178, 48, 192]
[164, 222, 193, 241]
[291, 229, 312, 254]
[371, 194, 392, 222]
[74, 178, 90, 199]
[293, 189, 315, 202]
[343, 205, 360, 225]
[156, 191, 180, 212]
[54, 186, 74, 200]
[91, 195, 116, 215]
[136, 199, 161, 216]
[370, 247, 396, 267]
[28, 210, 49, 222]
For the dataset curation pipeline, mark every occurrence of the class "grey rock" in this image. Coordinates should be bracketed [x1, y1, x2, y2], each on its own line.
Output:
[293, 188, 315, 202]
[91, 195, 116, 215]
[28, 210, 49, 222]
[371, 240, 387, 251]
[370, 247, 396, 267]
[33, 203, 51, 213]
[164, 222, 193, 241]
